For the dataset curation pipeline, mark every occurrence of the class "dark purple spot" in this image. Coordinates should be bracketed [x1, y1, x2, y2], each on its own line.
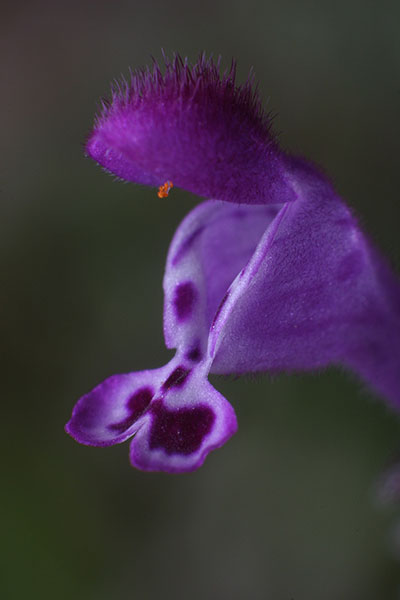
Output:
[109, 387, 153, 432]
[173, 281, 197, 321]
[162, 366, 191, 391]
[186, 344, 202, 363]
[211, 290, 230, 328]
[172, 226, 205, 266]
[149, 400, 215, 455]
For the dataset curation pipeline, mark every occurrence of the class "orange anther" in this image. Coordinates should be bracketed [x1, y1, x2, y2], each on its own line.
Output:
[157, 180, 173, 198]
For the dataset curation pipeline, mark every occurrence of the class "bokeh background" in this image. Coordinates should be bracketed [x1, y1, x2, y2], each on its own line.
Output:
[2, 1, 400, 598]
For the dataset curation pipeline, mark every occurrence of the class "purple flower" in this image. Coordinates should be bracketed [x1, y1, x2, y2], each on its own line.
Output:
[66, 54, 400, 473]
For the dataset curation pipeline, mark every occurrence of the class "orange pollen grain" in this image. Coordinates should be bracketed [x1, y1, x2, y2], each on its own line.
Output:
[157, 181, 173, 198]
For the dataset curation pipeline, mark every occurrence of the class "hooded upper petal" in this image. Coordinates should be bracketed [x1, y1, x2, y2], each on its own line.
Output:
[86, 54, 296, 205]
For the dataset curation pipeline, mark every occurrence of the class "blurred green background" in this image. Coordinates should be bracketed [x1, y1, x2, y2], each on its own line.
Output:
[2, 1, 400, 598]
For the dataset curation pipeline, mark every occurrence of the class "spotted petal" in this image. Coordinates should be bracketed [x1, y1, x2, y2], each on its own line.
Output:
[66, 357, 237, 472]
[65, 366, 169, 447]
[129, 369, 237, 473]
[163, 199, 279, 361]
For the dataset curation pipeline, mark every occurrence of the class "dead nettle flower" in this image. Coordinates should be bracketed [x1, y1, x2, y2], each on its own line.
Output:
[66, 53, 400, 473]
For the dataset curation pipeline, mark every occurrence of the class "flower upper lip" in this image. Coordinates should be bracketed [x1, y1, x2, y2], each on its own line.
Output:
[86, 53, 297, 205]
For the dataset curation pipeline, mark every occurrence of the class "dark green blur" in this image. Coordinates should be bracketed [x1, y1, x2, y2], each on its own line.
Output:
[1, 1, 400, 598]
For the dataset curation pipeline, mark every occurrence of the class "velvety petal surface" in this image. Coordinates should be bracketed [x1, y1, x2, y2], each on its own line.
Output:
[209, 159, 400, 409]
[86, 54, 297, 205]
[163, 199, 280, 359]
[129, 368, 237, 473]
[66, 355, 238, 471]
[65, 366, 169, 446]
